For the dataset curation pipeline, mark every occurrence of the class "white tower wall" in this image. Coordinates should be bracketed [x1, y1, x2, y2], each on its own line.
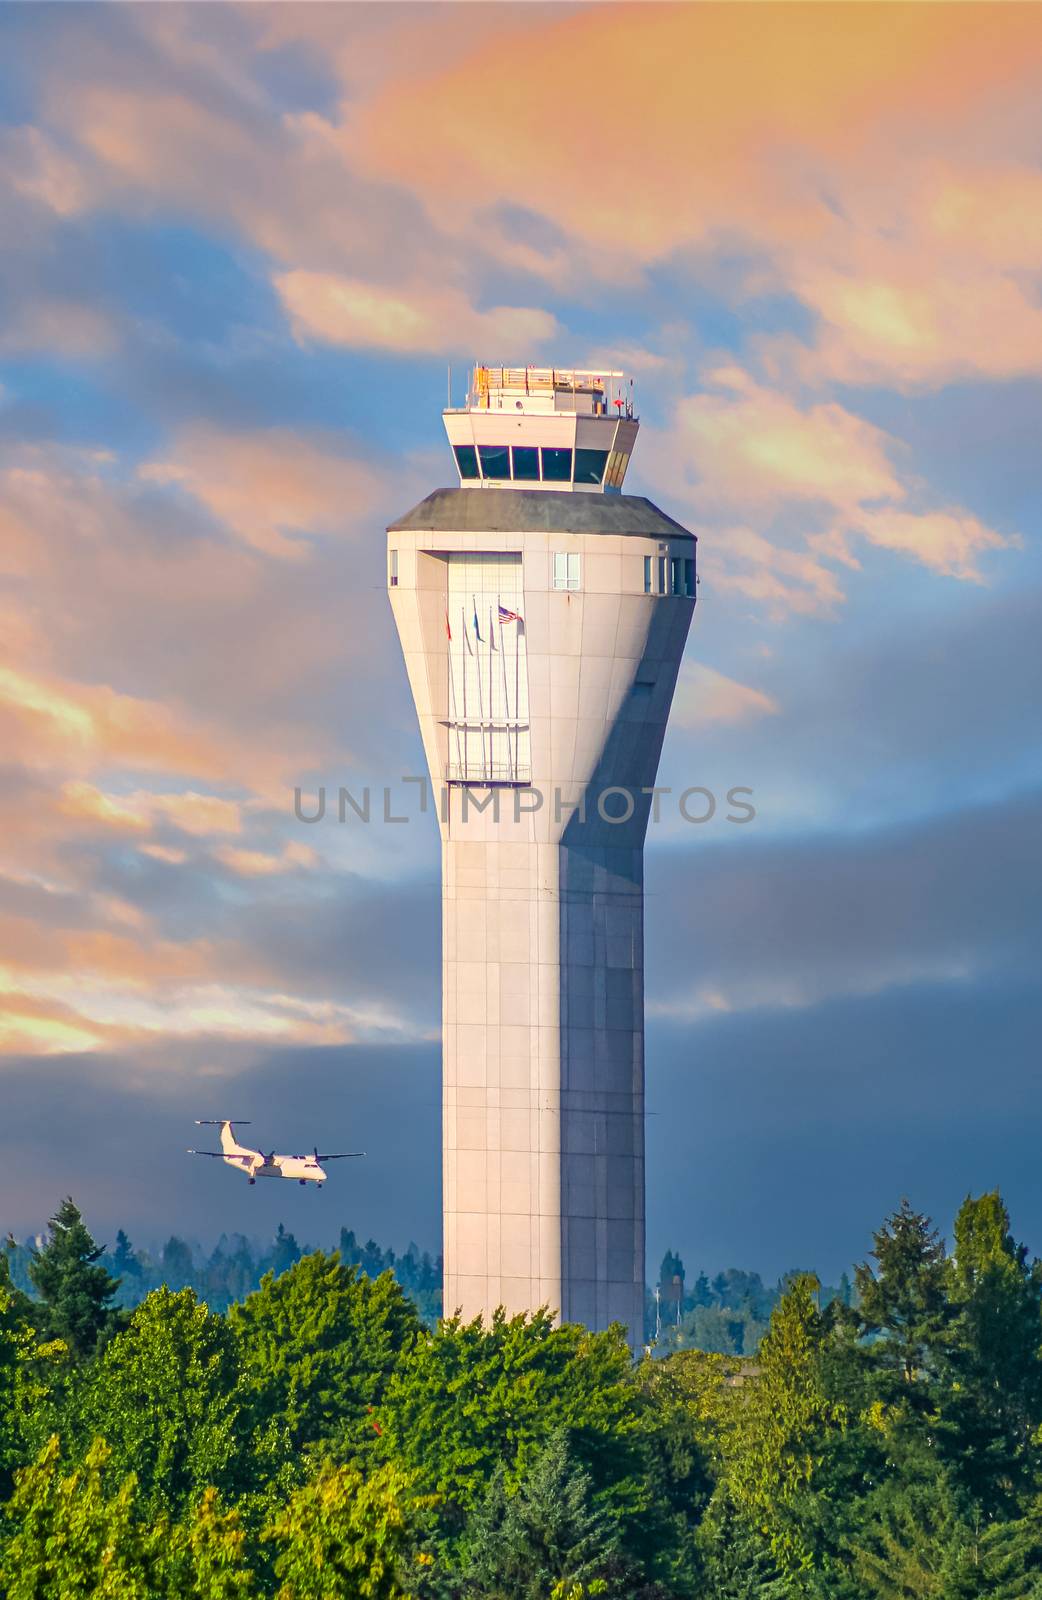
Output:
[388, 489, 694, 1349]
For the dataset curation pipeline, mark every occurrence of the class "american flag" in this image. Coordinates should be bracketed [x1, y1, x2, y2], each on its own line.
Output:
[498, 604, 521, 624]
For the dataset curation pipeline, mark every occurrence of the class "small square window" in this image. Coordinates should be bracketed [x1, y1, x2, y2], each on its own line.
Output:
[389, 549, 399, 588]
[643, 555, 653, 594]
[553, 551, 581, 590]
[684, 558, 695, 597]
[541, 447, 573, 482]
[478, 445, 511, 480]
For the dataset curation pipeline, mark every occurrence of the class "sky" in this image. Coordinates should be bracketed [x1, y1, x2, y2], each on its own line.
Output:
[0, 3, 1040, 1284]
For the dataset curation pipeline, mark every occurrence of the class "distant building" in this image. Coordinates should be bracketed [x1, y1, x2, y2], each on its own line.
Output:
[387, 365, 696, 1351]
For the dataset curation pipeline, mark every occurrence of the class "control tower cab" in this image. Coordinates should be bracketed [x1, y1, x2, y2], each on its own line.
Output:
[444, 366, 638, 492]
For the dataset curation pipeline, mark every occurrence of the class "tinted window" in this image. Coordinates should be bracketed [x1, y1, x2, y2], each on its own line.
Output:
[479, 445, 511, 480]
[541, 447, 573, 482]
[574, 448, 608, 484]
[453, 445, 479, 480]
[671, 557, 683, 595]
[512, 446, 539, 480]
[685, 558, 695, 597]
[643, 555, 652, 594]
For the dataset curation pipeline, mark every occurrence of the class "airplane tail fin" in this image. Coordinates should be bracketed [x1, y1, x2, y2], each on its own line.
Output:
[195, 1119, 250, 1155]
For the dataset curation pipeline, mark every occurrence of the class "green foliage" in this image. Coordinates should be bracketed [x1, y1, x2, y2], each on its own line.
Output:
[374, 1308, 640, 1524]
[462, 1432, 621, 1599]
[5, 1188, 1042, 1600]
[28, 1198, 119, 1358]
[0, 1435, 256, 1600]
[65, 1287, 248, 1518]
[726, 1275, 847, 1581]
[855, 1200, 950, 1390]
[263, 1458, 434, 1599]
[229, 1251, 419, 1460]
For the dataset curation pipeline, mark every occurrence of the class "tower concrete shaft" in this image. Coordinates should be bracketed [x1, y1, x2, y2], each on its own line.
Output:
[387, 371, 695, 1351]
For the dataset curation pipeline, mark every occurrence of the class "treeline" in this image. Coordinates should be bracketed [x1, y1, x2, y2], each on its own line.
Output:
[1, 1190, 1042, 1597]
[3, 1218, 442, 1321]
[648, 1256, 855, 1356]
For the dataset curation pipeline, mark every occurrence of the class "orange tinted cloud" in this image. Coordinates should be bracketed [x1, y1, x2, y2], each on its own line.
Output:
[141, 427, 385, 560]
[276, 270, 558, 357]
[672, 663, 779, 730]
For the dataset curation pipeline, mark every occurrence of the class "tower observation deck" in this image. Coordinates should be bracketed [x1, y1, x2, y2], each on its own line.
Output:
[387, 362, 696, 1350]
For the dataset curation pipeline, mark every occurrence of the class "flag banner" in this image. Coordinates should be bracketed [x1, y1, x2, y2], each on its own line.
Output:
[498, 604, 521, 624]
[472, 598, 483, 642]
[445, 610, 452, 640]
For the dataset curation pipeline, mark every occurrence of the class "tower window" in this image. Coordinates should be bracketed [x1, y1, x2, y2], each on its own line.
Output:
[574, 448, 608, 484]
[657, 555, 667, 595]
[389, 549, 398, 588]
[671, 557, 683, 595]
[684, 558, 695, 597]
[643, 555, 653, 594]
[541, 447, 573, 483]
[478, 444, 511, 480]
[553, 551, 581, 591]
[453, 445, 479, 480]
[512, 445, 539, 480]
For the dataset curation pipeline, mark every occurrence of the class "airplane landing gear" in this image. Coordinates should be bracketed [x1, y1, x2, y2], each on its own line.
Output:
[248, 1178, 256, 1186]
[299, 1178, 306, 1185]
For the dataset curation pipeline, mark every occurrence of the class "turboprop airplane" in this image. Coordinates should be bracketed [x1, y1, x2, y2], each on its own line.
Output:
[187, 1121, 364, 1187]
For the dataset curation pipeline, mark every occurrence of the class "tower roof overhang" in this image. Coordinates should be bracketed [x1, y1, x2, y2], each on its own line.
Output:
[387, 487, 695, 541]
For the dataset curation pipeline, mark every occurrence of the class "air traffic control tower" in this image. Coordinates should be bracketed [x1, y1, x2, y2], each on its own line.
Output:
[387, 366, 696, 1349]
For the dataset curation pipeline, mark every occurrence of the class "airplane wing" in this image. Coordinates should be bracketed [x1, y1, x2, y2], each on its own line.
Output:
[187, 1149, 229, 1157]
[316, 1152, 366, 1160]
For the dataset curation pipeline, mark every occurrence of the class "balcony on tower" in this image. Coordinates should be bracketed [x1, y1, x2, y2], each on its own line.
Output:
[444, 365, 638, 493]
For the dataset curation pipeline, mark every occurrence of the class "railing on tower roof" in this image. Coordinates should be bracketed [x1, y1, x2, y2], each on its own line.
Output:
[454, 364, 636, 419]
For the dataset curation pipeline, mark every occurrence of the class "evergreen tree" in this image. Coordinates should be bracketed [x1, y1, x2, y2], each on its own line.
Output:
[462, 1433, 621, 1600]
[941, 1192, 1042, 1513]
[28, 1197, 119, 1357]
[855, 1200, 950, 1391]
[727, 1274, 847, 1581]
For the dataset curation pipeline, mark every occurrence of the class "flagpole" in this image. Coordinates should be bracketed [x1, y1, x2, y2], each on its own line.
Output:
[514, 605, 521, 779]
[498, 597, 514, 782]
[446, 613, 464, 783]
[488, 604, 495, 782]
[461, 606, 469, 781]
[471, 594, 488, 782]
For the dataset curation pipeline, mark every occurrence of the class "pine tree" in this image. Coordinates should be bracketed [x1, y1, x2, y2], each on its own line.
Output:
[855, 1200, 950, 1389]
[463, 1433, 621, 1599]
[28, 1197, 118, 1358]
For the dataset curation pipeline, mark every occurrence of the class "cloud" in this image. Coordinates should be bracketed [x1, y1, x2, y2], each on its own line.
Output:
[274, 270, 558, 357]
[642, 368, 1017, 612]
[140, 427, 386, 559]
[672, 662, 779, 730]
[645, 788, 1042, 1024]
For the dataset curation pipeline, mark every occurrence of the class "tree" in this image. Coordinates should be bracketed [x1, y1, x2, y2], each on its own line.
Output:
[462, 1433, 621, 1600]
[0, 1435, 256, 1600]
[374, 1309, 641, 1530]
[263, 1459, 434, 1600]
[28, 1197, 119, 1357]
[939, 1192, 1042, 1511]
[0, 1435, 160, 1599]
[855, 1201, 950, 1391]
[230, 1251, 418, 1461]
[727, 1274, 847, 1582]
[65, 1286, 248, 1518]
[843, 1471, 980, 1599]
